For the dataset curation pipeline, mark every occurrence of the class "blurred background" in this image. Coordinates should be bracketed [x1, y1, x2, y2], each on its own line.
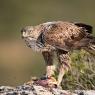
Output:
[0, 0, 95, 86]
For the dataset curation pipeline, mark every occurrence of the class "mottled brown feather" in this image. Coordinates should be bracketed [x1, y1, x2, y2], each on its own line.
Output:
[43, 21, 86, 51]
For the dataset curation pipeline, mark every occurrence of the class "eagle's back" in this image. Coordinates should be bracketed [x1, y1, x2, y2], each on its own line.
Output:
[43, 21, 87, 51]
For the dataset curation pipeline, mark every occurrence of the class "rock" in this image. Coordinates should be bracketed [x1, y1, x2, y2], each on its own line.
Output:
[0, 79, 95, 95]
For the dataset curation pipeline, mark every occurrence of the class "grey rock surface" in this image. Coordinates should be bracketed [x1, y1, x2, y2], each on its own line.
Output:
[0, 81, 95, 95]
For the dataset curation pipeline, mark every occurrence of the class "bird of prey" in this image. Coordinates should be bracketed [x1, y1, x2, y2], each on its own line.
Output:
[21, 21, 95, 87]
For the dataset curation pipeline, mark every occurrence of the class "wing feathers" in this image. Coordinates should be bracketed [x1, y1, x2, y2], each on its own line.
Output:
[75, 23, 93, 33]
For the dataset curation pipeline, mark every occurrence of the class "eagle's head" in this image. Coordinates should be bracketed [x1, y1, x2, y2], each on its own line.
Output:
[21, 22, 57, 52]
[21, 25, 43, 52]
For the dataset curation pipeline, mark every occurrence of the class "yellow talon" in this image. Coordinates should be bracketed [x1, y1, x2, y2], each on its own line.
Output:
[47, 77, 57, 85]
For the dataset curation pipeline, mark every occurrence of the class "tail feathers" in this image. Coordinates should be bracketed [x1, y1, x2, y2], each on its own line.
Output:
[75, 23, 93, 34]
[85, 36, 95, 55]
[90, 45, 95, 50]
[85, 45, 95, 55]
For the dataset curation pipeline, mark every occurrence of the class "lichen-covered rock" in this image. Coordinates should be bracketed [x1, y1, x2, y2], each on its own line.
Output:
[0, 84, 72, 95]
[0, 80, 95, 95]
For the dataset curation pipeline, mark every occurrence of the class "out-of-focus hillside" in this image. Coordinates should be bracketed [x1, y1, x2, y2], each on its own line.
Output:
[0, 0, 95, 87]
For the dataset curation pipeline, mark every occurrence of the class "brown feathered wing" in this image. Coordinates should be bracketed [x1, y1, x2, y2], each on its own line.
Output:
[43, 22, 95, 54]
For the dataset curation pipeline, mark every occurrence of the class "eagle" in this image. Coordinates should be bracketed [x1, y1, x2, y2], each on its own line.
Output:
[21, 21, 95, 87]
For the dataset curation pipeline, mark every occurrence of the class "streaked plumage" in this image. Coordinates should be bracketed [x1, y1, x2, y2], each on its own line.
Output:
[21, 21, 95, 87]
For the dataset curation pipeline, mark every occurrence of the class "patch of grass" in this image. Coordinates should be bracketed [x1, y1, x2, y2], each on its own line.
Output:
[62, 50, 95, 90]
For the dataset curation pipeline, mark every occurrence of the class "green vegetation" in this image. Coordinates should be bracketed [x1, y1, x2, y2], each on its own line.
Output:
[62, 50, 95, 90]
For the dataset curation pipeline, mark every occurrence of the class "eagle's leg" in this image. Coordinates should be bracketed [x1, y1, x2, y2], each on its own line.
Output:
[42, 51, 55, 77]
[57, 49, 71, 86]
[42, 51, 57, 85]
